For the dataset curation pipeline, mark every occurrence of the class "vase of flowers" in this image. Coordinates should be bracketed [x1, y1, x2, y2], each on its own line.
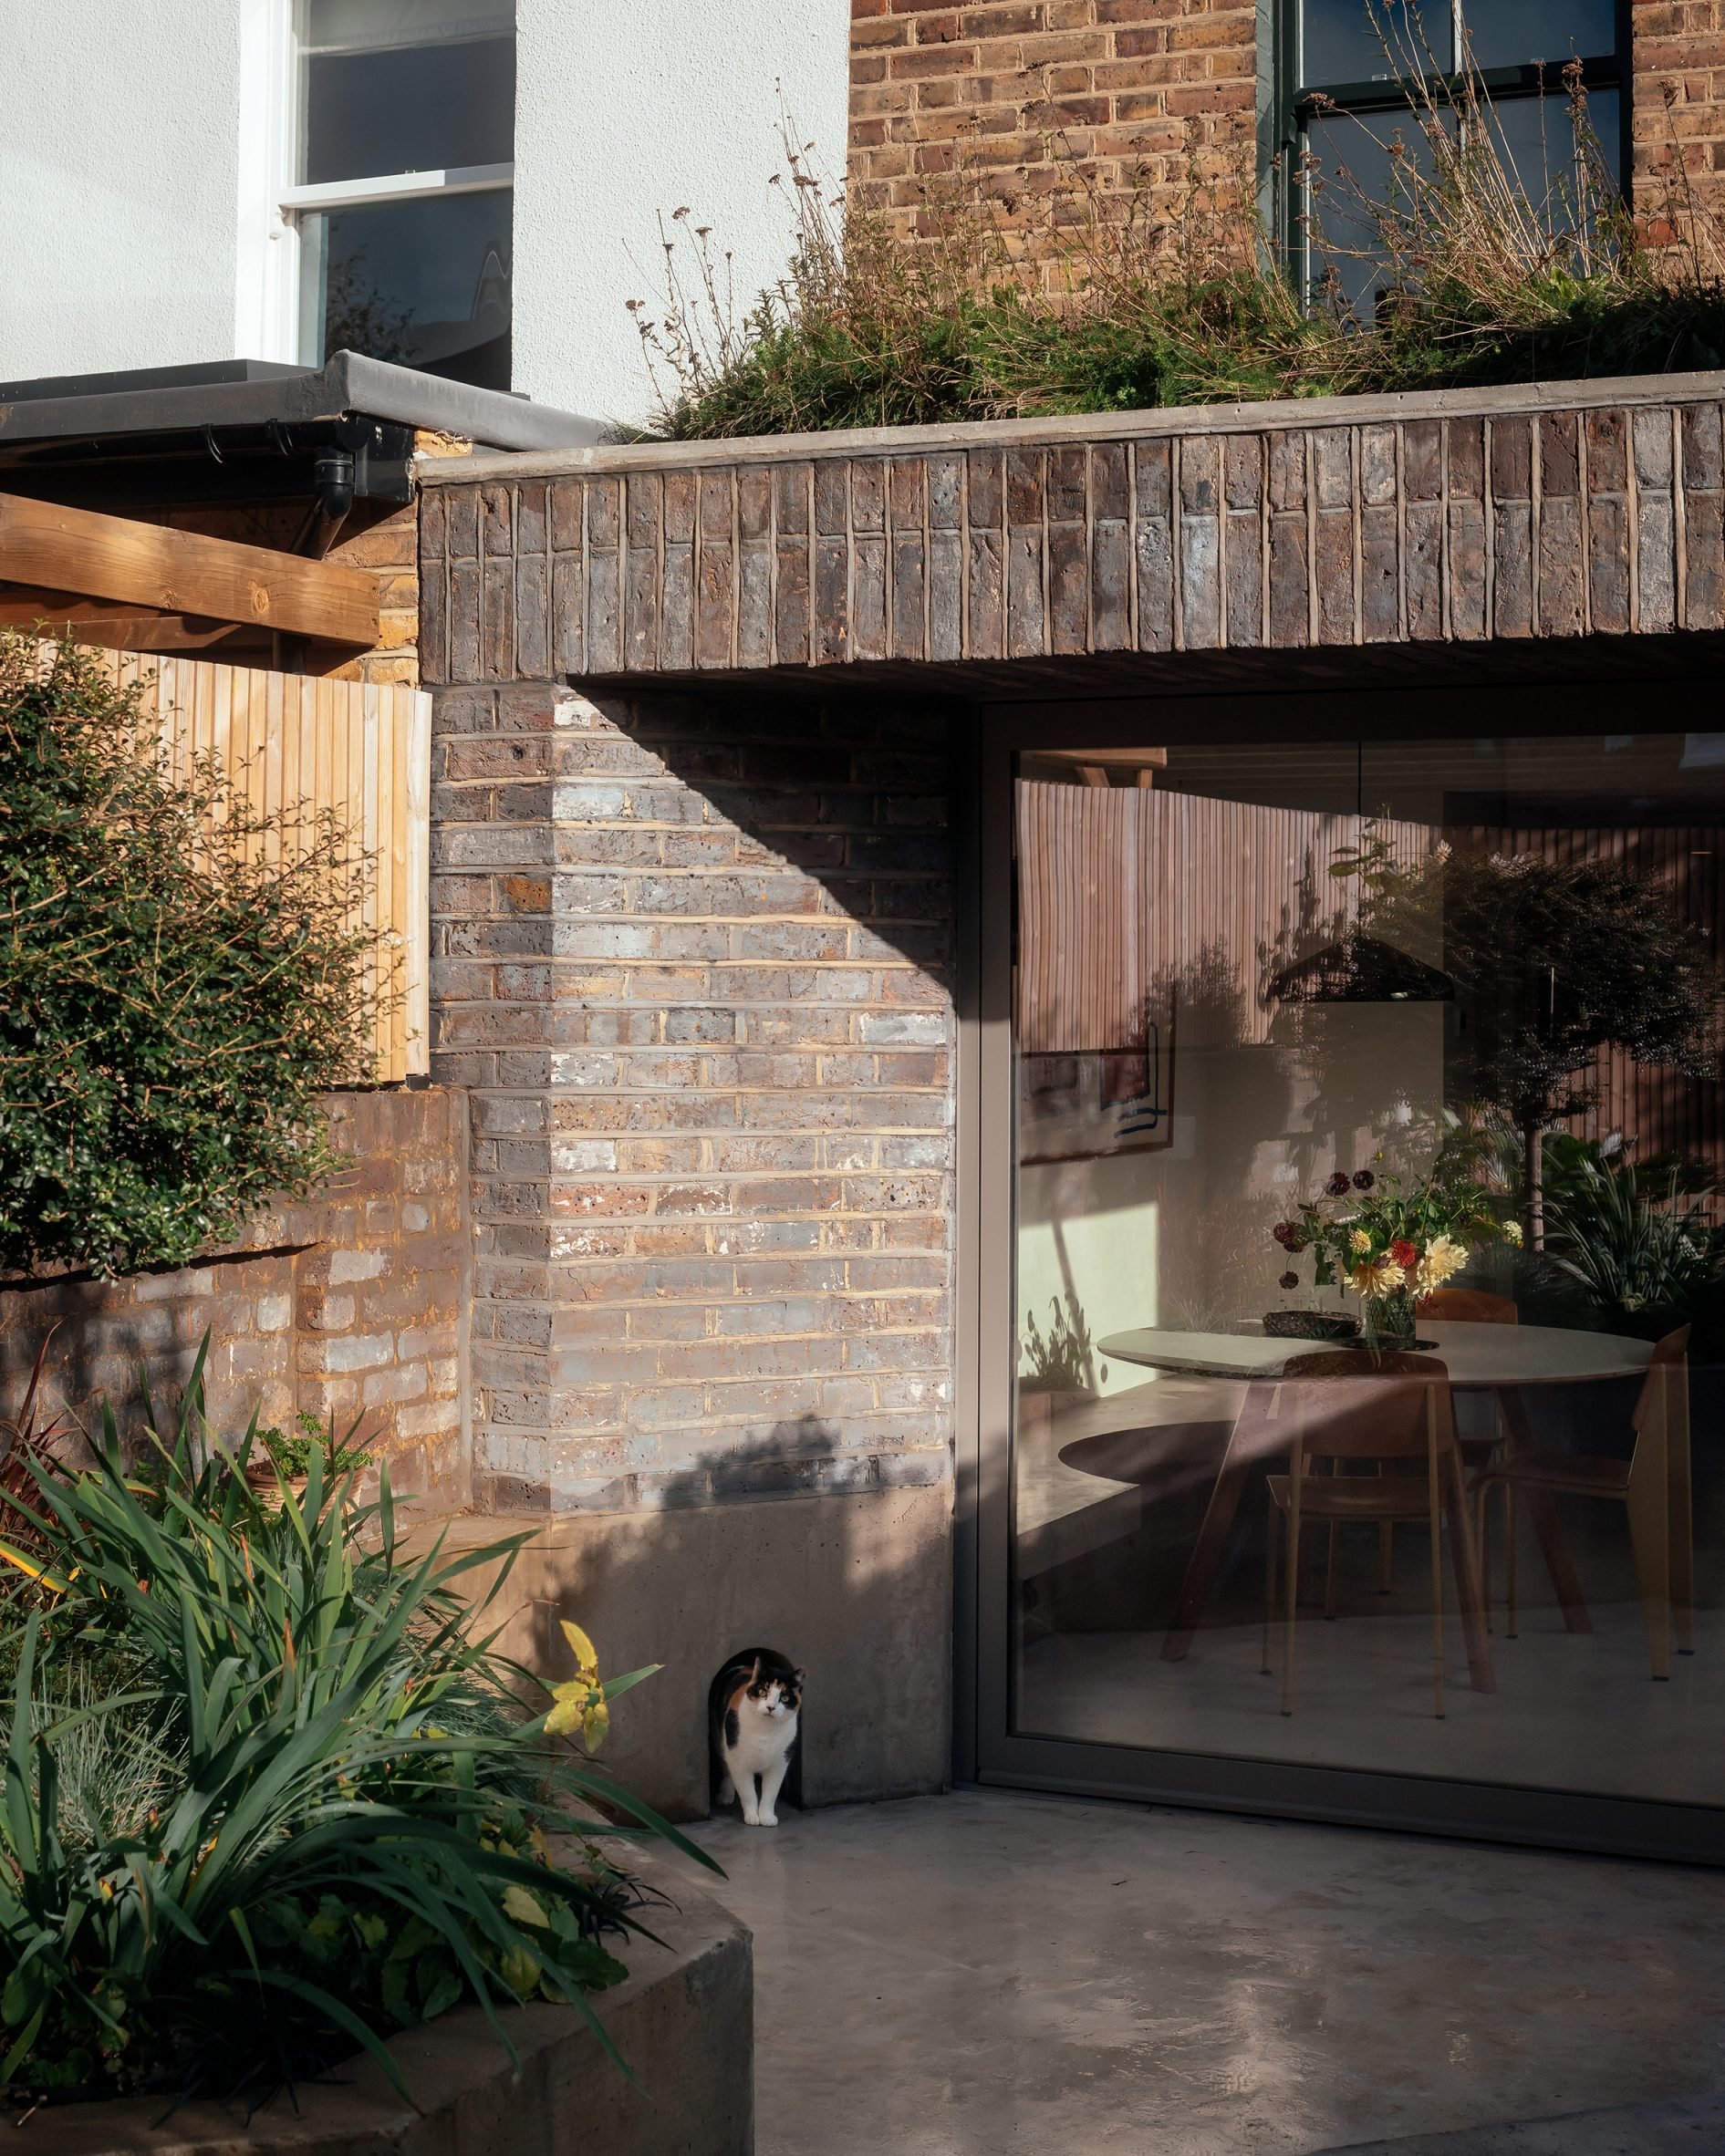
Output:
[1271, 1161, 1522, 1350]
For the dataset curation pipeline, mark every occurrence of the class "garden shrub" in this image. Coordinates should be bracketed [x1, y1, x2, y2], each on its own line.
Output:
[634, 63, 1725, 440]
[0, 1353, 710, 2105]
[0, 636, 378, 1279]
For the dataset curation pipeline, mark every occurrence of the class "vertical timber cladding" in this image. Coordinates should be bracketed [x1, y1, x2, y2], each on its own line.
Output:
[426, 668, 956, 1512]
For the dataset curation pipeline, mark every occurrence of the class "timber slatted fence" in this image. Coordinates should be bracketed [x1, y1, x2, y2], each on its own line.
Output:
[68, 647, 431, 1083]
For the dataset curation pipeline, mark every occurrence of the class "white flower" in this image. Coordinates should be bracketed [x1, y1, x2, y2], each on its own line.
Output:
[1414, 1236, 1469, 1295]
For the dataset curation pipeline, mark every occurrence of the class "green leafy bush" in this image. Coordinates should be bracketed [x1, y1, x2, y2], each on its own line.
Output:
[633, 66, 1725, 440]
[0, 636, 379, 1279]
[0, 1356, 711, 2105]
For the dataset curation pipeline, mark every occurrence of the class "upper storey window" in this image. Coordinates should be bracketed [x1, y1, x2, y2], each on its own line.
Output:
[1273, 2, 1626, 311]
[287, 1, 515, 391]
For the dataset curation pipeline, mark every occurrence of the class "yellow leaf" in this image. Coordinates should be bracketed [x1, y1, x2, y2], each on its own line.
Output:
[500, 1944, 541, 1996]
[583, 1698, 609, 1752]
[558, 1618, 599, 1674]
[502, 1883, 549, 1930]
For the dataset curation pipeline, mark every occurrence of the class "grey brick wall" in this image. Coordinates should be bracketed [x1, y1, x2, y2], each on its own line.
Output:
[428, 680, 955, 1512]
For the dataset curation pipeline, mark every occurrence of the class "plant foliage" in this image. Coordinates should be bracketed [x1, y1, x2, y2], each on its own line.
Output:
[0, 1354, 713, 2106]
[631, 47, 1725, 440]
[0, 636, 379, 1279]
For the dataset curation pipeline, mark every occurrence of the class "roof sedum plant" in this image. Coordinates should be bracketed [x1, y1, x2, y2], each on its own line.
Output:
[0, 1351, 712, 2107]
[0, 635, 379, 1280]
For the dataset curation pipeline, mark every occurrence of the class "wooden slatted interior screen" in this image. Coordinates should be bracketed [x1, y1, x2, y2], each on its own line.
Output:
[1013, 781, 1431, 1054]
[65, 646, 431, 1084]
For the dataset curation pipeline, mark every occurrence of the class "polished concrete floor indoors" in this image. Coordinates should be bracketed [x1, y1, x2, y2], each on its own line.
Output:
[697, 1788, 1725, 2156]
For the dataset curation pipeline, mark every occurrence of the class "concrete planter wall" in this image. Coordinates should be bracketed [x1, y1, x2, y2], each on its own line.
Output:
[20, 1880, 750, 2156]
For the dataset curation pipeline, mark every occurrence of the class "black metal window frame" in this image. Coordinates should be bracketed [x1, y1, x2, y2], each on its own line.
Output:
[1263, 0, 1633, 292]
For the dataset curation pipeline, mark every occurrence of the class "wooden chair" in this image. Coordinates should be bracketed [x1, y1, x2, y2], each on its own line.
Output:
[1402, 1289, 1520, 1593]
[1415, 1289, 1519, 1326]
[1472, 1327, 1692, 1680]
[1261, 1352, 1491, 1719]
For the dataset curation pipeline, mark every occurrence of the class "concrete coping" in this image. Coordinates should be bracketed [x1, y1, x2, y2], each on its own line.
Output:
[416, 366, 1725, 487]
[14, 1869, 751, 2156]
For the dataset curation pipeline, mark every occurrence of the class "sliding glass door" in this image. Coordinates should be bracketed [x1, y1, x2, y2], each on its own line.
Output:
[977, 720, 1725, 1860]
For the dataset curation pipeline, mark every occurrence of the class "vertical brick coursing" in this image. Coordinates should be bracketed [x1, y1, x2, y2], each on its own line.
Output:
[429, 680, 955, 1512]
[848, 0, 1256, 258]
[0, 1089, 471, 1507]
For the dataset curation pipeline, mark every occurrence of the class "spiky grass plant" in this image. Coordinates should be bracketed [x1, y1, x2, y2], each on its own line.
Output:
[0, 1351, 712, 2108]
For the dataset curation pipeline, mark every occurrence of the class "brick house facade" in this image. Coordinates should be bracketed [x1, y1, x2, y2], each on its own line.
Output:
[850, 0, 1725, 258]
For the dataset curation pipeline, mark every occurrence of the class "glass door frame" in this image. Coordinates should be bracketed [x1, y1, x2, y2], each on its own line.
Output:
[959, 688, 1725, 1867]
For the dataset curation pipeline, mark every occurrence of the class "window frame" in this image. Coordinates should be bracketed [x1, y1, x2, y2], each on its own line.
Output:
[234, 0, 516, 373]
[1265, 0, 1633, 297]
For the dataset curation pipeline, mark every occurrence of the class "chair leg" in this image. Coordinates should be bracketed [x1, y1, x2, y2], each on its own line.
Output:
[1282, 1484, 1302, 1717]
[1429, 1432, 1446, 1720]
[1476, 1483, 1492, 1635]
[1625, 1442, 1672, 1683]
[1325, 1521, 1339, 1620]
[1262, 1502, 1278, 1678]
[1504, 1486, 1518, 1641]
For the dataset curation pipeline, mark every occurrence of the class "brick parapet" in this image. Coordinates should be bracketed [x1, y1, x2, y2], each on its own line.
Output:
[417, 383, 1725, 683]
[428, 680, 955, 1514]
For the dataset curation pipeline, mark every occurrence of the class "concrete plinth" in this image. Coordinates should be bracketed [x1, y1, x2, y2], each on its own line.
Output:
[432, 1483, 952, 1820]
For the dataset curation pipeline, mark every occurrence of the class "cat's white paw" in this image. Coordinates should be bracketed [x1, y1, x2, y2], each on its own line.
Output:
[741, 1809, 761, 1827]
[759, 1810, 778, 1828]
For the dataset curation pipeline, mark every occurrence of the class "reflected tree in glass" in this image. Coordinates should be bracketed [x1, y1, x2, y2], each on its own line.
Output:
[1345, 839, 1725, 1245]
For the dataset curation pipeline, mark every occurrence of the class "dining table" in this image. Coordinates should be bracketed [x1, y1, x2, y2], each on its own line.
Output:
[1096, 1320, 1659, 1673]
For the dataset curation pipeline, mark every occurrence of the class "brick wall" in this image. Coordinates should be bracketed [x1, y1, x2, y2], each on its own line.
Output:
[1631, 0, 1725, 220]
[0, 1088, 471, 1506]
[428, 679, 956, 1513]
[848, 0, 1257, 255]
[852, 3, 1725, 267]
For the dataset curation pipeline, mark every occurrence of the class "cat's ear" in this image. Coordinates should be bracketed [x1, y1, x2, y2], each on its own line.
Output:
[793, 1668, 807, 1688]
[749, 1655, 762, 1684]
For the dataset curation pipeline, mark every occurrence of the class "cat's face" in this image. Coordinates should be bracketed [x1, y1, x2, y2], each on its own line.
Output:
[747, 1670, 803, 1719]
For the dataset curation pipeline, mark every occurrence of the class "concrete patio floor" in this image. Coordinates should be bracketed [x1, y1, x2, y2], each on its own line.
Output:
[693, 1788, 1725, 2156]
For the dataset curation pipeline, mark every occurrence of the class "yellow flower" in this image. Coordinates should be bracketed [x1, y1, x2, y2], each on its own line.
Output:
[1503, 1220, 1524, 1248]
[1350, 1228, 1372, 1254]
[1349, 1257, 1406, 1297]
[1413, 1235, 1468, 1295]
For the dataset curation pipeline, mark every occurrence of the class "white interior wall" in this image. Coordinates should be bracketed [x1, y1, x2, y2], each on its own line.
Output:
[0, 2, 245, 383]
[1017, 1011, 1449, 1398]
[511, 0, 851, 427]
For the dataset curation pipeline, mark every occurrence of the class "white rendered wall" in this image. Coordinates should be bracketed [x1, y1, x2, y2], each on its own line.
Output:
[512, 0, 850, 428]
[0, 2, 245, 383]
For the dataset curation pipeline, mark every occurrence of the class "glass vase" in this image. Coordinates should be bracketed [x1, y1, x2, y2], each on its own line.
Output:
[1364, 1290, 1419, 1352]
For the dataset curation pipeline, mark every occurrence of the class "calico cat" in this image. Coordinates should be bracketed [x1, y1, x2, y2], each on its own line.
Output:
[710, 1649, 804, 1828]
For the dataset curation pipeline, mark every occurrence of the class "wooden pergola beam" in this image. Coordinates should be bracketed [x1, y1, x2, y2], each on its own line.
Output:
[0, 494, 380, 646]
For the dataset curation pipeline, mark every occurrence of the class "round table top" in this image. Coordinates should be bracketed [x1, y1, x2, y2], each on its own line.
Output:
[1096, 1319, 1656, 1390]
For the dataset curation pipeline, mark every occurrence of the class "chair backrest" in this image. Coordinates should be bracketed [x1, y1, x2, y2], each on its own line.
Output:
[1273, 1351, 1456, 1464]
[1632, 1326, 1691, 1442]
[1415, 1288, 1518, 1325]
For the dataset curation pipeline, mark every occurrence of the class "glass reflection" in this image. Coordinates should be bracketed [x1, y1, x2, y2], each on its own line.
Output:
[1010, 735, 1725, 1808]
[300, 192, 513, 389]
